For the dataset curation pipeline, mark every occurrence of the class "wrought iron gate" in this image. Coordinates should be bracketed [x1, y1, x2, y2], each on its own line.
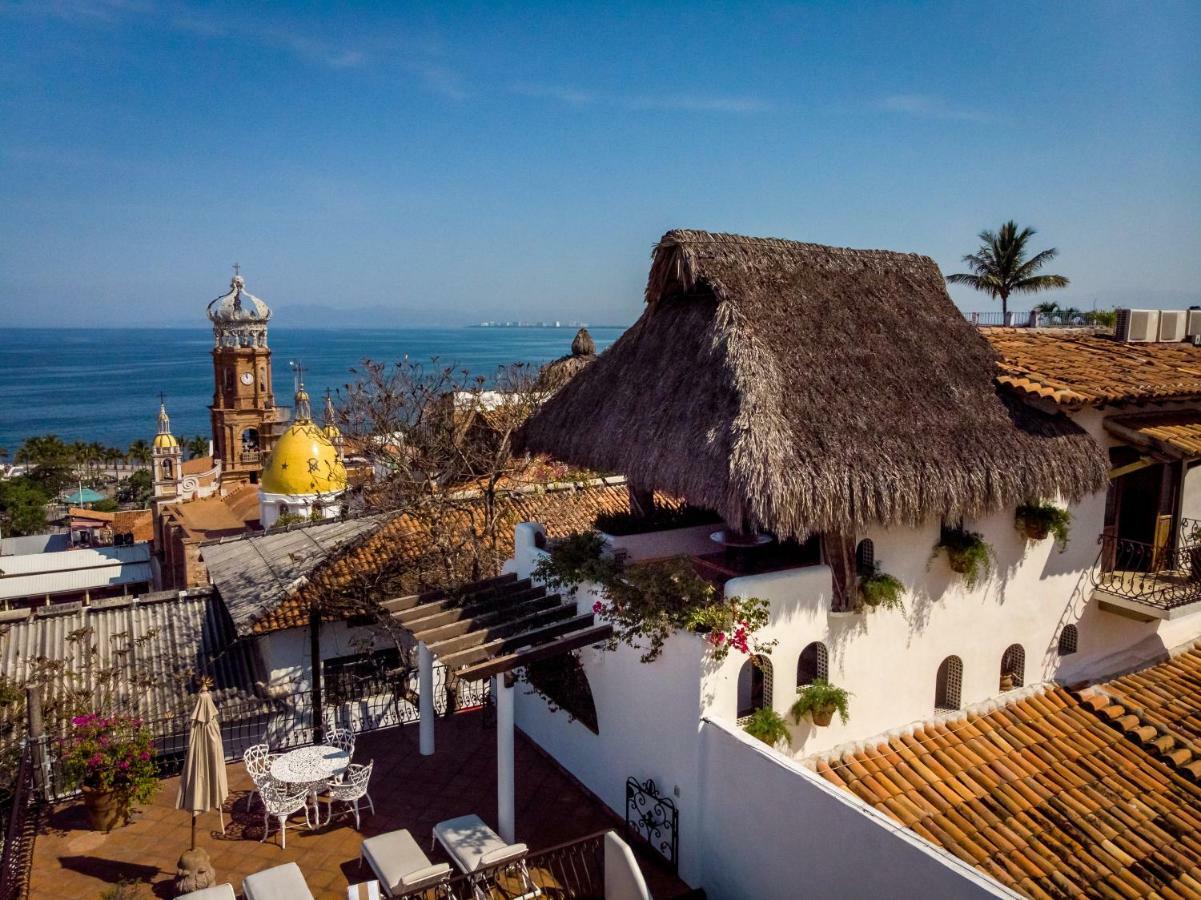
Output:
[625, 777, 679, 873]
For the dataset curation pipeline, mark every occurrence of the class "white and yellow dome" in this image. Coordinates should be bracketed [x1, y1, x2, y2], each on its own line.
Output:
[260, 387, 347, 496]
[154, 402, 180, 449]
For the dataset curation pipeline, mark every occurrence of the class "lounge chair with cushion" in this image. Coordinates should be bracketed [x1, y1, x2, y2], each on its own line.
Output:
[175, 885, 236, 900]
[243, 862, 315, 900]
[432, 815, 537, 897]
[361, 828, 451, 897]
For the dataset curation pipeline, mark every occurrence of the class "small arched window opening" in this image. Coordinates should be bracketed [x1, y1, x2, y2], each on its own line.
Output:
[278, 503, 289, 516]
[1000, 644, 1025, 690]
[737, 655, 774, 722]
[796, 642, 828, 688]
[855, 539, 875, 576]
[935, 656, 963, 712]
[1058, 625, 1079, 656]
[161, 459, 173, 479]
[241, 427, 260, 451]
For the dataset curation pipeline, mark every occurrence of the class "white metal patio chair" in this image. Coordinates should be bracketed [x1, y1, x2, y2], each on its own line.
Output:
[318, 760, 374, 829]
[242, 743, 279, 811]
[259, 779, 314, 849]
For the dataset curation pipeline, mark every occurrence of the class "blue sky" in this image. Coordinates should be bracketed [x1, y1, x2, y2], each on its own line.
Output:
[1, 0, 1198, 327]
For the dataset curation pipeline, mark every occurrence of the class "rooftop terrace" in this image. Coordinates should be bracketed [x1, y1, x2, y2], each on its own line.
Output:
[28, 713, 691, 899]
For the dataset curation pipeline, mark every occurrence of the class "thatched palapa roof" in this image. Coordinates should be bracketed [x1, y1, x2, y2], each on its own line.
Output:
[537, 327, 598, 392]
[518, 230, 1108, 538]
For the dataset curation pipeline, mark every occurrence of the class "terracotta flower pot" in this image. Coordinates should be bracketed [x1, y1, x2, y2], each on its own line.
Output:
[1020, 520, 1050, 541]
[82, 785, 124, 833]
[811, 706, 835, 727]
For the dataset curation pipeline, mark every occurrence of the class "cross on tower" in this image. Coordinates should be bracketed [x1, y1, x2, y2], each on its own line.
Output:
[159, 390, 166, 406]
[232, 262, 241, 277]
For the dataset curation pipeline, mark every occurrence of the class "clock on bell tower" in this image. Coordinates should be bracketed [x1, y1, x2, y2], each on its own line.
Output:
[207, 268, 281, 489]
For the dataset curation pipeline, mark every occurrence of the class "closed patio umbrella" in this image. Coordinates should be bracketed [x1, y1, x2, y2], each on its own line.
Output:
[175, 685, 228, 893]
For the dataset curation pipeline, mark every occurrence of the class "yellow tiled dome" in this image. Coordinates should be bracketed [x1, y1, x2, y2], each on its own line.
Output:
[260, 415, 347, 496]
[153, 432, 179, 449]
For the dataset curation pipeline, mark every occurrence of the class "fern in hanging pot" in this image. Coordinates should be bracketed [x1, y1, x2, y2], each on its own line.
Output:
[858, 567, 904, 612]
[790, 679, 850, 727]
[935, 525, 992, 589]
[742, 707, 792, 748]
[1014, 503, 1071, 551]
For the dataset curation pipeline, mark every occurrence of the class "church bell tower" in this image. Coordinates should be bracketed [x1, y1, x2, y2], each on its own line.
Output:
[207, 268, 278, 489]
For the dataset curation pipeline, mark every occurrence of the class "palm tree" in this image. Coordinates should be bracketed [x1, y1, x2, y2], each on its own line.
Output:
[947, 221, 1070, 318]
[104, 446, 124, 482]
[127, 439, 151, 471]
[184, 435, 210, 460]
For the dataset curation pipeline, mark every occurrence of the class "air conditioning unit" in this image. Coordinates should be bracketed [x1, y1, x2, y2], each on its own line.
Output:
[1186, 309, 1201, 339]
[1115, 308, 1160, 342]
[1159, 310, 1187, 342]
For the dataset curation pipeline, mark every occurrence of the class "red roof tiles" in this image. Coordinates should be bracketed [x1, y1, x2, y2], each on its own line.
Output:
[815, 682, 1201, 897]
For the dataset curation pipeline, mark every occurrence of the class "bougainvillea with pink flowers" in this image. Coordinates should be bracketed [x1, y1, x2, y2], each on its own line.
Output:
[539, 536, 775, 664]
[59, 713, 157, 805]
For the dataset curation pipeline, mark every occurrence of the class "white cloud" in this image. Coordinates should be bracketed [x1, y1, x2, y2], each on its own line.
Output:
[509, 82, 768, 114]
[878, 93, 990, 123]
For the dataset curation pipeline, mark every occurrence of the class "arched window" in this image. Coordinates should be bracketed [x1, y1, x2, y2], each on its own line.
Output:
[241, 427, 260, 451]
[796, 642, 828, 688]
[1057, 624, 1078, 656]
[935, 656, 963, 712]
[278, 503, 289, 516]
[737, 655, 774, 722]
[855, 539, 875, 575]
[161, 459, 173, 479]
[1000, 644, 1025, 690]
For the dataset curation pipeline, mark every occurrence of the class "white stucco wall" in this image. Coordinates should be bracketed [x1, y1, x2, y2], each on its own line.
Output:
[695, 718, 1009, 899]
[256, 618, 391, 690]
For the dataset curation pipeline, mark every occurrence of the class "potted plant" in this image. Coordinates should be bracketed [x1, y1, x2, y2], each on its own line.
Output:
[935, 525, 992, 589]
[1014, 503, 1072, 551]
[59, 713, 157, 832]
[790, 679, 850, 727]
[858, 568, 904, 612]
[742, 707, 792, 748]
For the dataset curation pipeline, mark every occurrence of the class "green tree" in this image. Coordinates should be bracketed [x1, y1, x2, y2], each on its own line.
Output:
[118, 469, 153, 507]
[91, 497, 120, 513]
[104, 446, 124, 482]
[947, 221, 1070, 318]
[0, 477, 50, 536]
[127, 439, 151, 471]
[184, 435, 209, 460]
[16, 434, 77, 495]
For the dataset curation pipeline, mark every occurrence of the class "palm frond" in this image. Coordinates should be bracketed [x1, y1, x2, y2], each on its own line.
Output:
[1012, 274, 1070, 294]
[1013, 247, 1059, 279]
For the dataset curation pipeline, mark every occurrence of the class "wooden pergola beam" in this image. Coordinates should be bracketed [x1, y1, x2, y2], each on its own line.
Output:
[457, 624, 614, 682]
[437, 614, 600, 671]
[425, 603, 577, 657]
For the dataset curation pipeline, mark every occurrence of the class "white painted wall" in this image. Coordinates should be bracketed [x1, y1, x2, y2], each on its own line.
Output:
[602, 524, 722, 563]
[258, 489, 344, 530]
[256, 618, 391, 690]
[695, 717, 1009, 899]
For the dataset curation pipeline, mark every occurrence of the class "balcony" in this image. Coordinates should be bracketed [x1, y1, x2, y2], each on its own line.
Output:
[1090, 533, 1201, 620]
[240, 449, 262, 464]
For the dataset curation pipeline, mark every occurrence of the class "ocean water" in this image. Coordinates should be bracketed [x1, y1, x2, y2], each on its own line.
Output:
[0, 326, 625, 452]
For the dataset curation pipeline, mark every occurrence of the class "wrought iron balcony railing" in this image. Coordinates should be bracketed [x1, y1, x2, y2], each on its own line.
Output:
[1091, 534, 1201, 612]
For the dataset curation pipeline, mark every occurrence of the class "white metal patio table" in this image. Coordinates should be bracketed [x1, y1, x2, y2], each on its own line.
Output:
[269, 745, 350, 785]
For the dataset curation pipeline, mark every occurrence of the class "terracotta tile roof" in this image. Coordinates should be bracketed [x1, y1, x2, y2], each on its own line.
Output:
[248, 478, 656, 635]
[181, 455, 215, 476]
[164, 484, 261, 540]
[1106, 411, 1201, 459]
[68, 506, 114, 523]
[112, 509, 153, 543]
[1092, 647, 1201, 776]
[814, 684, 1201, 897]
[982, 328, 1201, 407]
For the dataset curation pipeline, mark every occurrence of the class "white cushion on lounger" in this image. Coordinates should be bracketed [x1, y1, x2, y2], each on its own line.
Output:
[433, 814, 526, 874]
[176, 885, 236, 900]
[243, 862, 315, 900]
[361, 828, 451, 896]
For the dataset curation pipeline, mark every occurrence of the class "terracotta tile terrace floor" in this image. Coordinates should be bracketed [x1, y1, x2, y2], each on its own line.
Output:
[30, 712, 690, 899]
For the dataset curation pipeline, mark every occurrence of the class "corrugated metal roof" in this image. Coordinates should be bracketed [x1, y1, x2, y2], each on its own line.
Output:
[0, 544, 151, 601]
[203, 516, 386, 637]
[0, 533, 71, 555]
[0, 587, 263, 725]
